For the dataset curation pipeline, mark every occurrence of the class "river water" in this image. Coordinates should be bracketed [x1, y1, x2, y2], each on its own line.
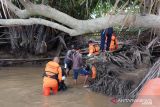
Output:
[0, 67, 130, 107]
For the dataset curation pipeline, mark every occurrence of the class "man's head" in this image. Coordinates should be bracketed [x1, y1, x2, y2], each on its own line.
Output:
[74, 45, 80, 51]
[53, 57, 60, 63]
[71, 45, 75, 50]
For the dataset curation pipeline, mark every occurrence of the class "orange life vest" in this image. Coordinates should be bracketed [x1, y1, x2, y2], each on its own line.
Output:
[43, 61, 62, 88]
[89, 43, 100, 55]
[109, 34, 118, 51]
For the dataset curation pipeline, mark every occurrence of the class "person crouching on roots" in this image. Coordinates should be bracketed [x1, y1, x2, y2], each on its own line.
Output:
[43, 57, 62, 96]
[88, 40, 100, 57]
[80, 60, 97, 87]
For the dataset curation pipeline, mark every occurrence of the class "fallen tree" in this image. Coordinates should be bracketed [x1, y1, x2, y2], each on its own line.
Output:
[0, 0, 160, 36]
[0, 0, 160, 57]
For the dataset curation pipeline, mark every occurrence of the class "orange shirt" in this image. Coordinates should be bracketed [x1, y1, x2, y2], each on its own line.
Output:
[89, 43, 100, 55]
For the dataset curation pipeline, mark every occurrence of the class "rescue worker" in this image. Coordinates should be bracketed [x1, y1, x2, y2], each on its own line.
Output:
[106, 27, 114, 51]
[109, 33, 118, 52]
[43, 57, 62, 96]
[88, 40, 100, 56]
[64, 45, 75, 76]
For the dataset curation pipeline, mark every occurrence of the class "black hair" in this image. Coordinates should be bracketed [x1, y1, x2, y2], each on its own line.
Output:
[71, 45, 75, 49]
[75, 45, 80, 50]
[88, 40, 93, 44]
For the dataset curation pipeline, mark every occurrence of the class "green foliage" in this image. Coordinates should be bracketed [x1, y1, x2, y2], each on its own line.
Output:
[91, 0, 140, 18]
[10, 0, 141, 19]
[49, 0, 100, 19]
[91, 1, 113, 18]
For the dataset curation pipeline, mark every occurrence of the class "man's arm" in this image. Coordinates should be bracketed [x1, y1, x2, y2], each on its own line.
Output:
[79, 54, 83, 67]
[66, 50, 73, 60]
[58, 67, 62, 82]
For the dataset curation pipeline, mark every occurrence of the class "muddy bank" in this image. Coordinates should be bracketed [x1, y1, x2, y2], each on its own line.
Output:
[0, 67, 130, 107]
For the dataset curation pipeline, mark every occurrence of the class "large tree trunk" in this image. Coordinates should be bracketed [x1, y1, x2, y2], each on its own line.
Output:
[1, 0, 160, 36]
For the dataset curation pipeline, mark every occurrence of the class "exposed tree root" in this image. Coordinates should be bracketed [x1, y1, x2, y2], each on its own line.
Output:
[89, 35, 159, 99]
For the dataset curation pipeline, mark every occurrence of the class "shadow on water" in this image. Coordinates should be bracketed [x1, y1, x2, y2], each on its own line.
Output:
[0, 67, 130, 107]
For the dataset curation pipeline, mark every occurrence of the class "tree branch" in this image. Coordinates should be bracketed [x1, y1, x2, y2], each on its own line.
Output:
[0, 18, 78, 36]
[2, 0, 30, 18]
[1, 0, 160, 36]
[2, 0, 80, 28]
[0, 15, 160, 36]
[19, 0, 80, 28]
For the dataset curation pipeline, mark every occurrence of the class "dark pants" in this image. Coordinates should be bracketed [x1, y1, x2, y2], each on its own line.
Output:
[64, 59, 72, 70]
[100, 30, 106, 51]
[73, 69, 80, 80]
[100, 27, 113, 51]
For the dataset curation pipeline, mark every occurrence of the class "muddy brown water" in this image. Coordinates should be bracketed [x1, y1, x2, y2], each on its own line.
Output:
[0, 67, 131, 107]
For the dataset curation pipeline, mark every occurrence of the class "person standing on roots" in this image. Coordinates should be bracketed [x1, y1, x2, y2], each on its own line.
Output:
[100, 29, 107, 52]
[72, 46, 83, 85]
[87, 40, 100, 57]
[80, 60, 97, 87]
[64, 45, 75, 76]
[109, 33, 118, 52]
[43, 57, 62, 96]
[100, 27, 113, 51]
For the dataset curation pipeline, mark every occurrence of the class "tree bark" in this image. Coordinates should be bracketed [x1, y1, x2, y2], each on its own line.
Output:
[1, 0, 160, 36]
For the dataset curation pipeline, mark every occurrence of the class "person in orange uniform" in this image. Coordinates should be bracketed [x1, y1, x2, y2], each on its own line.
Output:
[109, 33, 118, 52]
[88, 40, 100, 56]
[43, 57, 62, 96]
